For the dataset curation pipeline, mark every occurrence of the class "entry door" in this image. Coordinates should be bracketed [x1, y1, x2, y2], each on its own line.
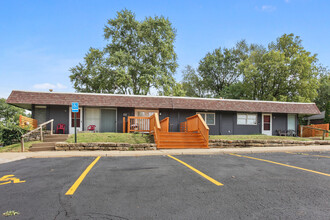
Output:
[100, 109, 116, 132]
[287, 114, 296, 131]
[69, 107, 83, 134]
[262, 114, 272, 136]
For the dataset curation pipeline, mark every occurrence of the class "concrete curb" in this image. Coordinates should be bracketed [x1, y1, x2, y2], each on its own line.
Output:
[0, 156, 27, 164]
[0, 145, 329, 163]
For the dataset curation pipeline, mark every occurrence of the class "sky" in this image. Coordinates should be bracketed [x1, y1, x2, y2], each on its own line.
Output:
[1, 0, 330, 98]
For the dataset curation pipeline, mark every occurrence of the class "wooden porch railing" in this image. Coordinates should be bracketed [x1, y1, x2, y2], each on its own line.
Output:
[185, 114, 209, 147]
[160, 117, 169, 133]
[127, 116, 151, 133]
[150, 113, 161, 146]
[20, 119, 54, 152]
[180, 121, 187, 132]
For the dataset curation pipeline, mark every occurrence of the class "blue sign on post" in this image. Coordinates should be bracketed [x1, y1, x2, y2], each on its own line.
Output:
[72, 102, 79, 143]
[72, 102, 79, 112]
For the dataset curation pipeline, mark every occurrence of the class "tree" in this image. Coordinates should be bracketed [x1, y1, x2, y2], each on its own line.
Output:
[70, 9, 178, 95]
[0, 98, 27, 144]
[181, 65, 206, 97]
[198, 43, 245, 97]
[314, 68, 330, 111]
[240, 33, 320, 102]
[0, 98, 25, 127]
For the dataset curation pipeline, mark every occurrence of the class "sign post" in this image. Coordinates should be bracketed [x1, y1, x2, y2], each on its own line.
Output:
[72, 102, 79, 143]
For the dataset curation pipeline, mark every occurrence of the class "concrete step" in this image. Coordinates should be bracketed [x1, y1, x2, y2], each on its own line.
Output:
[30, 146, 55, 151]
[44, 134, 68, 138]
[43, 134, 68, 142]
[30, 142, 55, 151]
[43, 138, 68, 142]
[32, 142, 55, 147]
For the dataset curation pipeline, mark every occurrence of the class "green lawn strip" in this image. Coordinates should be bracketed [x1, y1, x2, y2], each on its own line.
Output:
[0, 141, 40, 152]
[66, 132, 152, 144]
[209, 135, 313, 141]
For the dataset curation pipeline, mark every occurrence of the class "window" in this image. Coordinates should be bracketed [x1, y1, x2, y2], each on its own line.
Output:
[135, 109, 159, 117]
[196, 112, 215, 125]
[237, 113, 257, 125]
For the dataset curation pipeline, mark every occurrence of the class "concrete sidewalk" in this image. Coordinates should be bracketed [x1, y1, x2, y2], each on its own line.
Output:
[1, 145, 330, 164]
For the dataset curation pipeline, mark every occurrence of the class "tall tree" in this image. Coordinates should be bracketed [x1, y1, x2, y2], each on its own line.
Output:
[181, 65, 206, 97]
[70, 9, 178, 95]
[198, 45, 243, 97]
[314, 67, 330, 111]
[240, 33, 320, 102]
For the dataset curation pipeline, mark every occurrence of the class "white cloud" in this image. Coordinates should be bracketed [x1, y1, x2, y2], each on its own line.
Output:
[56, 83, 68, 89]
[261, 5, 276, 12]
[284, 0, 290, 3]
[33, 83, 67, 90]
[255, 5, 277, 12]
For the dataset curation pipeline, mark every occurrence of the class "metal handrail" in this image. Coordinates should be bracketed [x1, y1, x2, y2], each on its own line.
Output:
[20, 119, 54, 152]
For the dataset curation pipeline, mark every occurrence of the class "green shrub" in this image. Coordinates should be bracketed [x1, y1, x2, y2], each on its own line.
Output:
[1, 125, 27, 146]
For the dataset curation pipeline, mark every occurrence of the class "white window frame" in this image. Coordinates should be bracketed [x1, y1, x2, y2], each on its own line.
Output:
[237, 113, 258, 125]
[196, 112, 215, 125]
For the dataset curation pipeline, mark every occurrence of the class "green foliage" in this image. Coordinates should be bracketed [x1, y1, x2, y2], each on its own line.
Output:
[0, 98, 25, 127]
[0, 99, 26, 145]
[181, 65, 206, 97]
[70, 9, 178, 95]
[1, 125, 27, 146]
[198, 41, 246, 97]
[314, 69, 330, 111]
[240, 33, 319, 102]
[181, 34, 324, 103]
[325, 101, 330, 124]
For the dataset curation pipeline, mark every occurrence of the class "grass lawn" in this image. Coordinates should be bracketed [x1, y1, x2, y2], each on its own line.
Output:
[0, 141, 40, 152]
[66, 132, 153, 144]
[209, 135, 313, 141]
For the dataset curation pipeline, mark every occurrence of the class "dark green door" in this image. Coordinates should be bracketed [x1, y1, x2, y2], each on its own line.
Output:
[100, 109, 116, 132]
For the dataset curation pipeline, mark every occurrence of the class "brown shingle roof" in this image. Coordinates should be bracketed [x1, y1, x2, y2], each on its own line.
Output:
[6, 90, 321, 114]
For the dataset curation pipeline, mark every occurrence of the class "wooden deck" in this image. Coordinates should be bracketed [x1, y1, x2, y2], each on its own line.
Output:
[124, 113, 209, 149]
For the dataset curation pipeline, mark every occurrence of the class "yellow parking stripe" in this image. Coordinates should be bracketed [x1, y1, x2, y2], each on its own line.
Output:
[167, 155, 223, 186]
[229, 153, 330, 177]
[286, 152, 330, 159]
[65, 156, 101, 195]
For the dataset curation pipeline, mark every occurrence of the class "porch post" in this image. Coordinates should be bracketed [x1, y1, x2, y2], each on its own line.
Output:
[40, 126, 43, 142]
[51, 120, 53, 135]
[21, 137, 24, 152]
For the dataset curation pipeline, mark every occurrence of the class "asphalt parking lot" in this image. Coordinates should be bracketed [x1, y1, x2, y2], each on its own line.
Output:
[0, 152, 329, 219]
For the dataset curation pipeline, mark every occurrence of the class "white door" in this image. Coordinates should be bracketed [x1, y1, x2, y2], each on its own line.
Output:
[69, 107, 83, 134]
[262, 114, 272, 136]
[287, 114, 296, 131]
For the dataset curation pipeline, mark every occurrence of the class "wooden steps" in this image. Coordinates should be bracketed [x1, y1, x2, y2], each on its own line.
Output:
[30, 134, 68, 152]
[157, 132, 208, 149]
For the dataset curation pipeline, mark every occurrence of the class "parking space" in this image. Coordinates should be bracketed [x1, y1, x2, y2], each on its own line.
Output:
[0, 152, 329, 219]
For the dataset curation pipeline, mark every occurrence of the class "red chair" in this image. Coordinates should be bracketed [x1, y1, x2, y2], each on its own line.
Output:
[87, 125, 96, 133]
[56, 124, 66, 134]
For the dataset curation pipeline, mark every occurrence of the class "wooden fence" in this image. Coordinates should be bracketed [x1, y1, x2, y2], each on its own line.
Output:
[299, 123, 329, 137]
[19, 115, 38, 130]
